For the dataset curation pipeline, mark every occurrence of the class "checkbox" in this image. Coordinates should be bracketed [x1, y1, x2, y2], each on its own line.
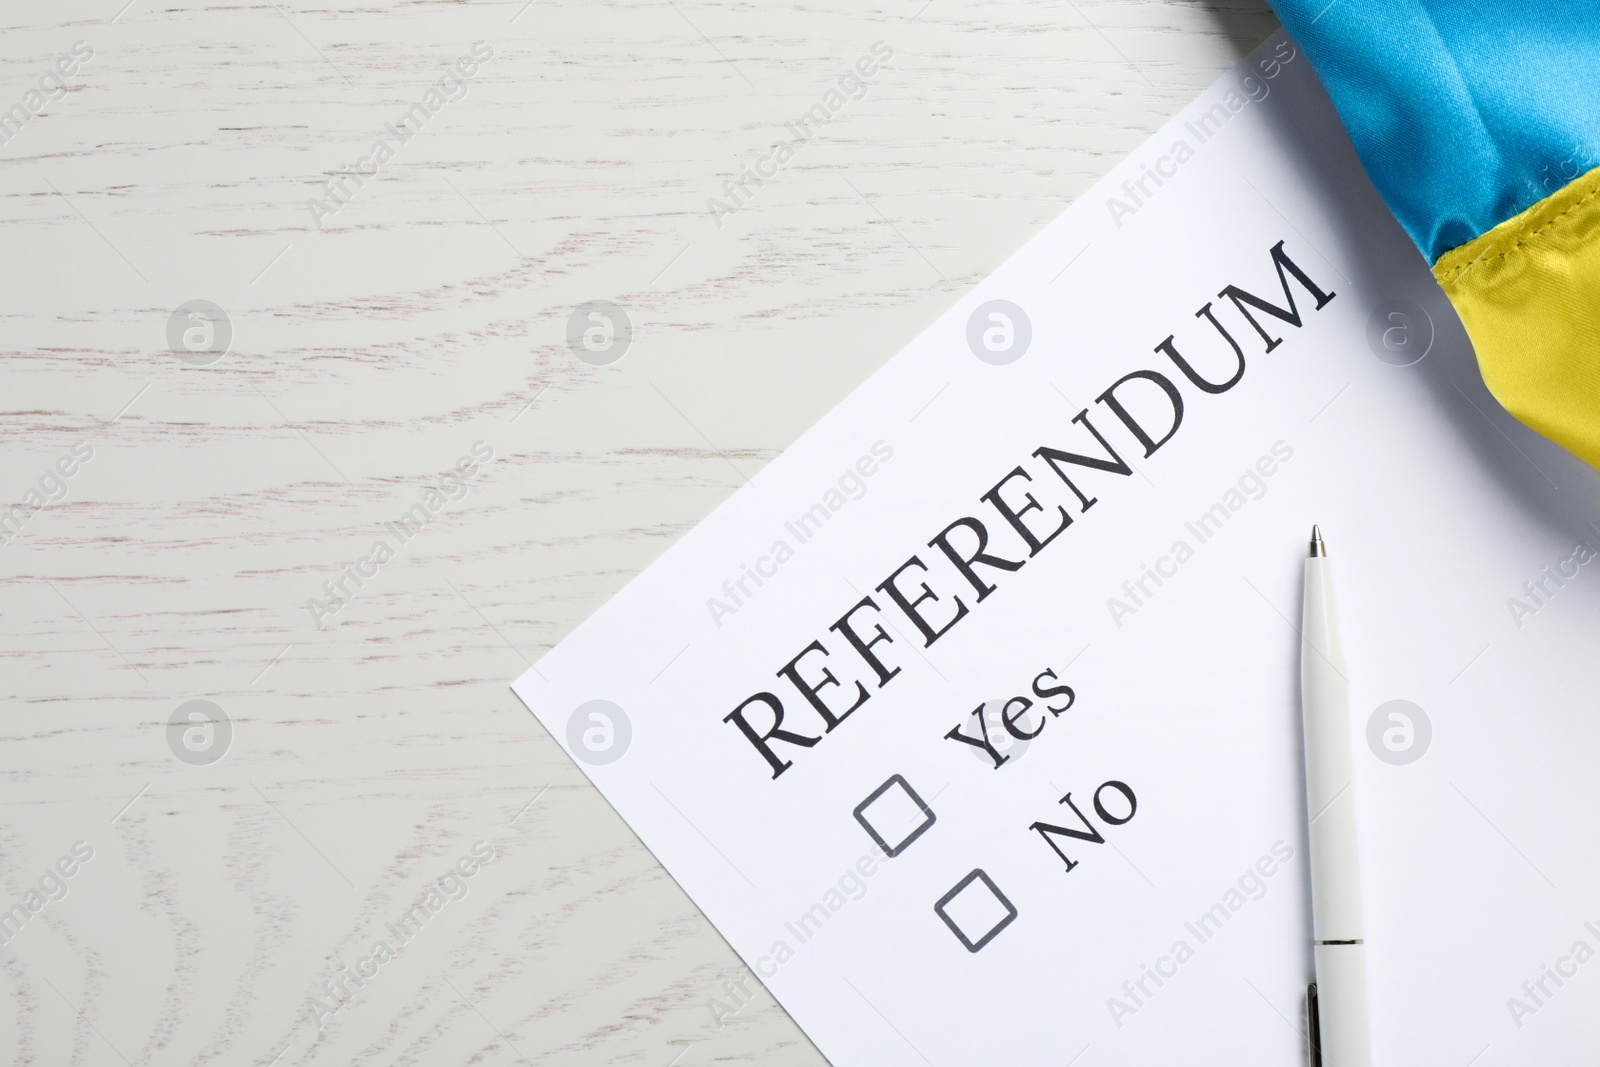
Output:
[852, 774, 936, 858]
[934, 869, 1017, 953]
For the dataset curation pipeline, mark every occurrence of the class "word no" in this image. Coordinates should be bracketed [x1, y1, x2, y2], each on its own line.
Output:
[1031, 780, 1137, 874]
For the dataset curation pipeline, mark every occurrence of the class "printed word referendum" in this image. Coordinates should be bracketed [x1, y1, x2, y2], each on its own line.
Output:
[721, 239, 1338, 780]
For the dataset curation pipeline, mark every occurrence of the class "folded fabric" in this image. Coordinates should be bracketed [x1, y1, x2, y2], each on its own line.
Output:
[1266, 1, 1600, 469]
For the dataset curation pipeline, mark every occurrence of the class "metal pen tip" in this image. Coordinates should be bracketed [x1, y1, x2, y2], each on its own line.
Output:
[1309, 525, 1326, 558]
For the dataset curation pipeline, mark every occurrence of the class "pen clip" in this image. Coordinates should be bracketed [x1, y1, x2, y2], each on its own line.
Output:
[1307, 982, 1322, 1067]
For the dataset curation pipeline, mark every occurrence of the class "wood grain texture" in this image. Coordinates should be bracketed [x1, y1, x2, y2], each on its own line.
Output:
[0, 1, 1276, 1063]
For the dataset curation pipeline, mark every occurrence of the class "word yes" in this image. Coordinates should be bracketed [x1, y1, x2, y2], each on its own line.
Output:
[944, 664, 1075, 769]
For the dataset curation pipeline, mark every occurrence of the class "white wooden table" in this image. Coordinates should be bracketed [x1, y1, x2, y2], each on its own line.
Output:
[0, 2, 1277, 1063]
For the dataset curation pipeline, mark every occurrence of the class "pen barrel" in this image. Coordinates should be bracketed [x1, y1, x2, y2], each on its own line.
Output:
[1301, 557, 1363, 941]
[1314, 943, 1371, 1067]
[1302, 556, 1369, 1067]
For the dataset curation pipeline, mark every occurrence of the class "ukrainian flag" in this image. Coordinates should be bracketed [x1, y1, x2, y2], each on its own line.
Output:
[1268, 1, 1600, 468]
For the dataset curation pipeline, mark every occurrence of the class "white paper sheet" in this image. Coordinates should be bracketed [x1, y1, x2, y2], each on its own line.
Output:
[514, 32, 1600, 1066]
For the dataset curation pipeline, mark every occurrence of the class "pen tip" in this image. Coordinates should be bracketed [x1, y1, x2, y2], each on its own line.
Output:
[1309, 525, 1326, 558]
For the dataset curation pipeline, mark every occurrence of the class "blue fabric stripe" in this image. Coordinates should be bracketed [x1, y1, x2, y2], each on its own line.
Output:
[1267, 1, 1600, 262]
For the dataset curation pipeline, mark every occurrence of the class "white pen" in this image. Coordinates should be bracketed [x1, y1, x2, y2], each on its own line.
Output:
[1301, 526, 1370, 1067]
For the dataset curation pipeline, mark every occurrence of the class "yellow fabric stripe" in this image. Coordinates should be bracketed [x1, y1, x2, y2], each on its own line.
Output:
[1434, 165, 1600, 471]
